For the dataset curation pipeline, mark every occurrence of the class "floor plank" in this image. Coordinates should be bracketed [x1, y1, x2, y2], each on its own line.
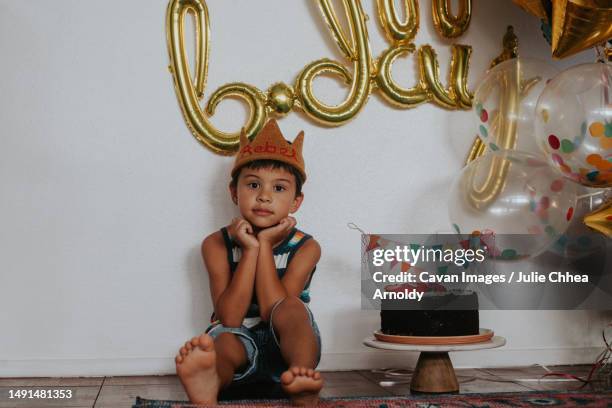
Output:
[0, 377, 103, 387]
[104, 375, 180, 386]
[319, 370, 392, 397]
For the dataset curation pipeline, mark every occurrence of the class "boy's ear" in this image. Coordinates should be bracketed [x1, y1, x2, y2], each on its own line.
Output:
[290, 193, 304, 214]
[229, 183, 238, 205]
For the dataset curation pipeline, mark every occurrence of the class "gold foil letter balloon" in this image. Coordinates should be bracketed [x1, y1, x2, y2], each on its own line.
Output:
[166, 0, 267, 154]
[432, 0, 472, 38]
[376, 0, 419, 44]
[295, 0, 373, 126]
[374, 0, 473, 109]
[166, 0, 476, 154]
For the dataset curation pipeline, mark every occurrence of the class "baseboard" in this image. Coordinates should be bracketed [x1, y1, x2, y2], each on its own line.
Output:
[0, 347, 603, 377]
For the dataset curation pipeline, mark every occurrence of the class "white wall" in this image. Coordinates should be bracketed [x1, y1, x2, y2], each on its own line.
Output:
[0, 0, 609, 377]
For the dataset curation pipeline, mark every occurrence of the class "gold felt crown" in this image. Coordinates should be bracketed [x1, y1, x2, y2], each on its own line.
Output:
[232, 119, 306, 182]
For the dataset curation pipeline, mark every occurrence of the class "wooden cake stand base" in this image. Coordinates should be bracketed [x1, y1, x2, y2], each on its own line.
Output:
[363, 333, 506, 394]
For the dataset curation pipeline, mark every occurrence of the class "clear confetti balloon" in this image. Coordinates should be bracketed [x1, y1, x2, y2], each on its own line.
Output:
[449, 150, 578, 260]
[473, 58, 558, 155]
[535, 62, 612, 187]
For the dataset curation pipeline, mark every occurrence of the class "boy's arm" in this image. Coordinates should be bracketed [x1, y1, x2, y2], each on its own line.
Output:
[202, 229, 258, 328]
[255, 220, 321, 321]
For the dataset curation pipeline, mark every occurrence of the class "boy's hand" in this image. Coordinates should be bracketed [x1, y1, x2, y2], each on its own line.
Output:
[257, 217, 296, 246]
[228, 218, 260, 250]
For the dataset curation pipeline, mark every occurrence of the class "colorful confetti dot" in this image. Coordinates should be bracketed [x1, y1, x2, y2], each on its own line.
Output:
[561, 139, 574, 153]
[586, 171, 599, 182]
[501, 249, 517, 259]
[548, 135, 560, 150]
[541, 109, 549, 123]
[480, 109, 488, 123]
[479, 125, 488, 138]
[475, 103, 483, 116]
[587, 154, 602, 165]
[453, 224, 461, 234]
[566, 207, 573, 221]
[606, 122, 612, 137]
[590, 121, 604, 137]
[551, 153, 563, 165]
[550, 179, 564, 192]
[581, 121, 587, 137]
[539, 196, 550, 210]
[489, 142, 499, 151]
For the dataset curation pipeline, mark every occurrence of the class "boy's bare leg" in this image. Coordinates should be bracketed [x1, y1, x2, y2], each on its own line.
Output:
[175, 332, 248, 405]
[271, 296, 323, 407]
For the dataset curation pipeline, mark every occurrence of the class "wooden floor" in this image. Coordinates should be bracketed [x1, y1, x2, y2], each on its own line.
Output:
[0, 364, 606, 407]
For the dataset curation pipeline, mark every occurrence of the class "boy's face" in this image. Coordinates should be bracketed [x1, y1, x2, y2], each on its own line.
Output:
[230, 166, 303, 229]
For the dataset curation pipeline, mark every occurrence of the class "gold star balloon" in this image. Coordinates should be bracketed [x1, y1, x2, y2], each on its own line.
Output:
[513, 0, 612, 59]
[584, 198, 612, 237]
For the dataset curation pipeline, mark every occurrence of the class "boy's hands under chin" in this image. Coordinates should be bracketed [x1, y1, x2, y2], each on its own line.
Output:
[228, 217, 260, 250]
[257, 217, 296, 247]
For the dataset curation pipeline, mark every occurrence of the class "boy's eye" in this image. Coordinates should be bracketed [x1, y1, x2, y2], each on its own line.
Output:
[274, 185, 286, 192]
[247, 182, 259, 189]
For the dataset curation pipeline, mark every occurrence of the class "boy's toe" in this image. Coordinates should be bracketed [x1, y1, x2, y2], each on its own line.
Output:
[180, 346, 188, 357]
[280, 370, 294, 385]
[198, 333, 214, 351]
[175, 355, 183, 364]
[307, 368, 314, 377]
[290, 366, 300, 376]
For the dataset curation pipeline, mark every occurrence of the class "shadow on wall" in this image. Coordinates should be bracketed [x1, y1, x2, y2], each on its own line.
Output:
[184, 159, 237, 332]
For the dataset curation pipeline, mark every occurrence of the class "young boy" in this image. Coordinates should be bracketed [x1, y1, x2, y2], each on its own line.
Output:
[175, 119, 323, 406]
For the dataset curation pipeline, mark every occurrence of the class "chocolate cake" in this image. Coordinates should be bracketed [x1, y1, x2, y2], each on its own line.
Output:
[380, 285, 479, 336]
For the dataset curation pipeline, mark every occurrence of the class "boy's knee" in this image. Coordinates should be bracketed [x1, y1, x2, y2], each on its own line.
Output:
[214, 332, 248, 365]
[271, 296, 309, 326]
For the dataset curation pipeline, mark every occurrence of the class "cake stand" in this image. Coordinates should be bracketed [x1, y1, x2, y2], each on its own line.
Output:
[363, 334, 506, 394]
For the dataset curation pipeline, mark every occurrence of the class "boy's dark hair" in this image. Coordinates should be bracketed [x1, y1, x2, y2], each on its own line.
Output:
[230, 159, 303, 197]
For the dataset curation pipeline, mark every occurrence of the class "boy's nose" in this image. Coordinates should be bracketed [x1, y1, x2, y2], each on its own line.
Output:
[257, 191, 271, 202]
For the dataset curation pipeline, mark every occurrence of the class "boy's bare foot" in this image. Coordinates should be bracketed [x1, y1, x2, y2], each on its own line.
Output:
[175, 333, 220, 405]
[280, 366, 323, 407]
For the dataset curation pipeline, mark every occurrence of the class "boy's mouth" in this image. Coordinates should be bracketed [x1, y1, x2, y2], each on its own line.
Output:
[253, 208, 273, 216]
